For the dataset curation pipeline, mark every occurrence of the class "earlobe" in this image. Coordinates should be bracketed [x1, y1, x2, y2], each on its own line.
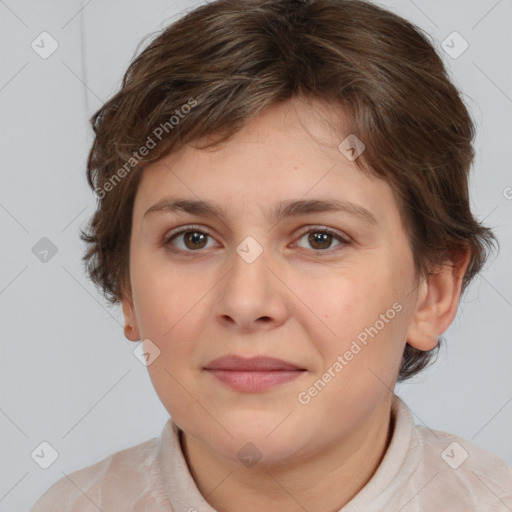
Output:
[123, 324, 140, 341]
[406, 248, 471, 352]
[121, 294, 141, 342]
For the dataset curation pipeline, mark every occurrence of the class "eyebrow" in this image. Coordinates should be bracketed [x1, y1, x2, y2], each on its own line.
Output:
[143, 197, 378, 226]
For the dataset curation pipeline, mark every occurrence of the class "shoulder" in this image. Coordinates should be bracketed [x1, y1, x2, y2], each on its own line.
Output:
[413, 424, 512, 509]
[29, 435, 168, 512]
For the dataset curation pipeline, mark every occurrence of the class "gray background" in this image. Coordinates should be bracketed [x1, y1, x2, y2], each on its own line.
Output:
[0, 0, 511, 510]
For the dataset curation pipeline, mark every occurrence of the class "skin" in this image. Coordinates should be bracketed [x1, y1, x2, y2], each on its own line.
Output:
[122, 98, 470, 512]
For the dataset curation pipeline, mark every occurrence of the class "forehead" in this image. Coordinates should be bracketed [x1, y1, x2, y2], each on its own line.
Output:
[132, 99, 399, 226]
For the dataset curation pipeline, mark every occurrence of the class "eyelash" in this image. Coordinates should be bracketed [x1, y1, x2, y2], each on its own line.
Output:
[162, 224, 350, 255]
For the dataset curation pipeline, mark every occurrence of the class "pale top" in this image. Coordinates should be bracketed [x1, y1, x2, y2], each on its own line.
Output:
[30, 395, 512, 511]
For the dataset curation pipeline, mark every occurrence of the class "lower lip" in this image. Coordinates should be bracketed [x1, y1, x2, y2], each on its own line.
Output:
[205, 369, 304, 392]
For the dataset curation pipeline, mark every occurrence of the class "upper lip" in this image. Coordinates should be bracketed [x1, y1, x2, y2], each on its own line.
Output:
[204, 355, 305, 371]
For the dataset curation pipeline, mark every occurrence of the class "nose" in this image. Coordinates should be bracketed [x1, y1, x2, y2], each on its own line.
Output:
[215, 238, 288, 333]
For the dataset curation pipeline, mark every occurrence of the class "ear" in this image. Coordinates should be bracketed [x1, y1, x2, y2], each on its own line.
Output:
[406, 247, 471, 351]
[121, 292, 141, 342]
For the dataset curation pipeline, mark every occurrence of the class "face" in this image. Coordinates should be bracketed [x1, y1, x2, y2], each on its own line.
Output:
[122, 98, 427, 466]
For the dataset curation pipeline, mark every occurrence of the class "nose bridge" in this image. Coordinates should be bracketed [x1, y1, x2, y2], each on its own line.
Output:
[235, 234, 266, 266]
[228, 233, 271, 292]
[215, 232, 287, 329]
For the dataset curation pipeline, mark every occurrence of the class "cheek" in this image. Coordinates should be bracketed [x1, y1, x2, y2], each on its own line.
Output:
[308, 265, 397, 338]
[305, 264, 408, 382]
[131, 261, 213, 376]
[131, 255, 197, 336]
[142, 301, 223, 432]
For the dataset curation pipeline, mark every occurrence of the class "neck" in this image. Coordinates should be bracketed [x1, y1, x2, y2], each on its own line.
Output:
[179, 395, 395, 512]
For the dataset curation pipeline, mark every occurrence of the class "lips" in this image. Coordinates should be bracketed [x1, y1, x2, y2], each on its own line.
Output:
[204, 354, 307, 393]
[204, 355, 306, 392]
[204, 355, 304, 371]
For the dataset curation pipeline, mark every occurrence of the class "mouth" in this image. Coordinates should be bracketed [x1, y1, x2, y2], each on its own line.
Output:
[204, 355, 305, 371]
[204, 355, 306, 393]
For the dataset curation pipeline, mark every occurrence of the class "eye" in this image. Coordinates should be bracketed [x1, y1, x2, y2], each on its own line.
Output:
[163, 225, 217, 252]
[293, 226, 349, 252]
[162, 225, 350, 254]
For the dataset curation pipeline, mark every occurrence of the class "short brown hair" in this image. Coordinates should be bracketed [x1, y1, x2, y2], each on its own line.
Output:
[81, 0, 498, 382]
